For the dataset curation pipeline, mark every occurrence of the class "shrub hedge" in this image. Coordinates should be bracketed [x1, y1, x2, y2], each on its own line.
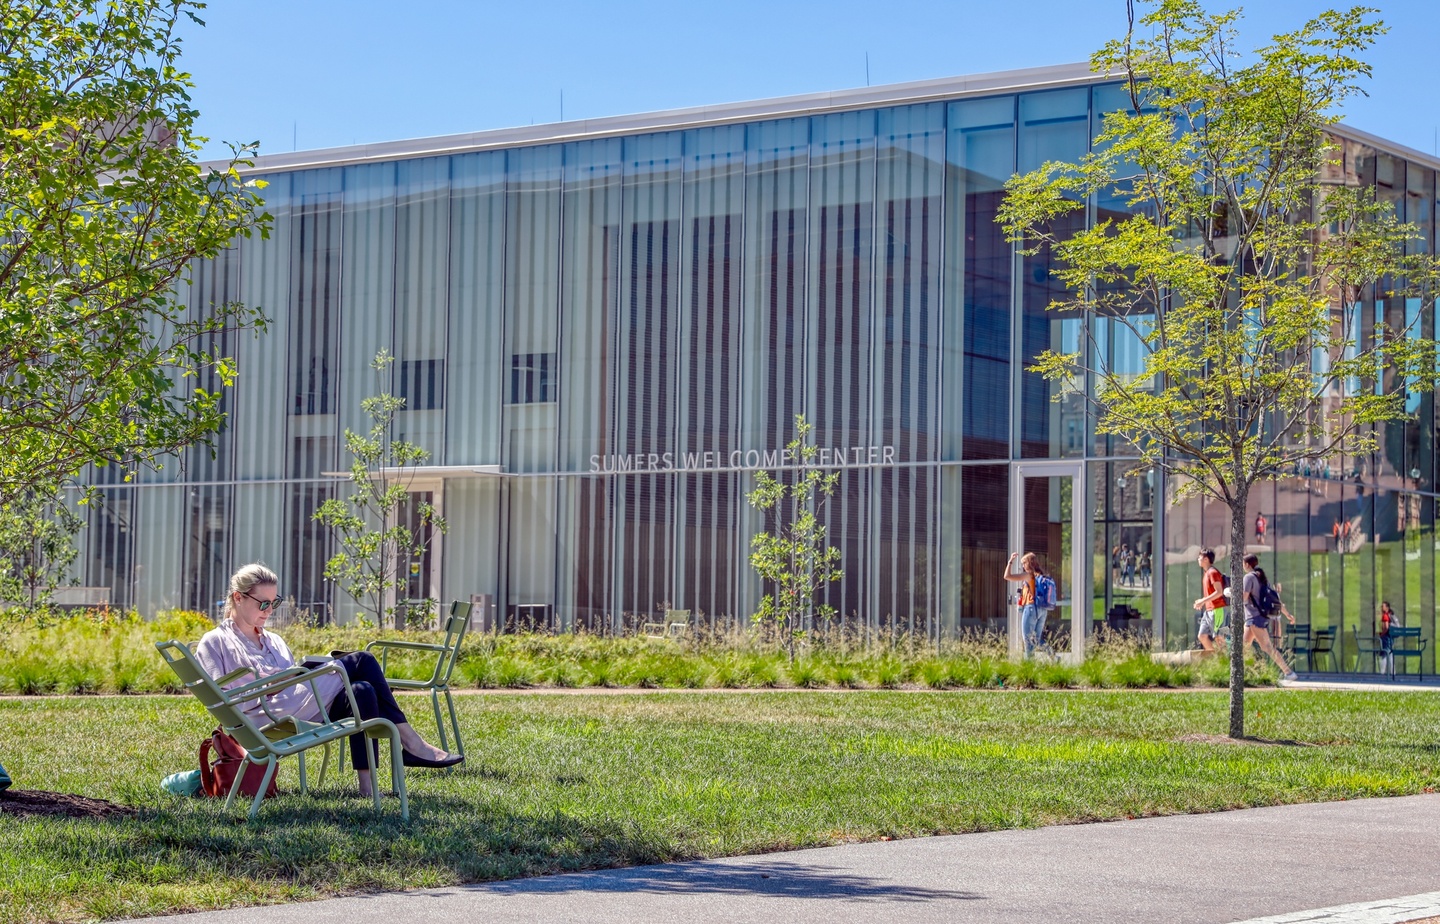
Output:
[0, 608, 1279, 695]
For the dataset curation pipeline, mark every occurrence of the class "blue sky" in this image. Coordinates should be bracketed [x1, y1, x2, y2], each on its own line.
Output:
[181, 0, 1440, 161]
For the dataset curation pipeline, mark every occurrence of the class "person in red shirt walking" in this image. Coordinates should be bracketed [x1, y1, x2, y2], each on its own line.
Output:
[1191, 548, 1227, 652]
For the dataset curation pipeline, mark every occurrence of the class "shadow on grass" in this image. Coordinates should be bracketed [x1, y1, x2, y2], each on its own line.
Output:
[57, 793, 694, 884]
[1387, 743, 1440, 754]
[17, 790, 984, 908]
[1174, 733, 1319, 747]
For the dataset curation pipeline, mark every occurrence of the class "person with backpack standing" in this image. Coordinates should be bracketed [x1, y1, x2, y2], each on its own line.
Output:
[1242, 553, 1298, 681]
[1378, 601, 1397, 675]
[1004, 551, 1052, 656]
[1191, 548, 1227, 653]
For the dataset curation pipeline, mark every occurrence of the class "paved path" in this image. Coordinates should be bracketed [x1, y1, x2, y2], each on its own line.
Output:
[1232, 892, 1440, 923]
[150, 794, 1440, 924]
[1285, 677, 1440, 693]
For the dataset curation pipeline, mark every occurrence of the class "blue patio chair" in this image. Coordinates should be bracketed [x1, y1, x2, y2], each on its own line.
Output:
[1387, 627, 1428, 680]
[1310, 627, 1336, 672]
[1285, 623, 1313, 672]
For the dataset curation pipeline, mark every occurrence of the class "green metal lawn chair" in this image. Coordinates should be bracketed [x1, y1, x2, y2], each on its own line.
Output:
[155, 639, 408, 822]
[365, 600, 473, 762]
[642, 608, 691, 640]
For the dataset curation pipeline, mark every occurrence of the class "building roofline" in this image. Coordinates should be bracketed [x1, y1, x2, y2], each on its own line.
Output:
[1329, 121, 1440, 174]
[208, 64, 1438, 179]
[213, 62, 1106, 175]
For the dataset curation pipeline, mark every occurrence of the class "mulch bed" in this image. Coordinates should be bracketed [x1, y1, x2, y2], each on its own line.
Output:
[0, 789, 135, 818]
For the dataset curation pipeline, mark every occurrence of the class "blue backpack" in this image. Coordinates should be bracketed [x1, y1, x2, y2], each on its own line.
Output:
[1034, 574, 1057, 610]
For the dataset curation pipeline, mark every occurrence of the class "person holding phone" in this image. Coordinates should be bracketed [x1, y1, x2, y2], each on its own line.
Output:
[1003, 551, 1046, 656]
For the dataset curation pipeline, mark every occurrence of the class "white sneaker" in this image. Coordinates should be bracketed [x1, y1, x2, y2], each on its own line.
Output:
[1282, 671, 1298, 682]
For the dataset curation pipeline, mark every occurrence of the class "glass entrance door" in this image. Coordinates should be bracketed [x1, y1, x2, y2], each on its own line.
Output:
[1009, 461, 1087, 660]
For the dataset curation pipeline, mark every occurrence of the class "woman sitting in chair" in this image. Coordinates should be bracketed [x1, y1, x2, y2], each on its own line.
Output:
[195, 563, 461, 797]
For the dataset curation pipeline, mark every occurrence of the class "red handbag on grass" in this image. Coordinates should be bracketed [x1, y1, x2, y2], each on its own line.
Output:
[198, 728, 278, 800]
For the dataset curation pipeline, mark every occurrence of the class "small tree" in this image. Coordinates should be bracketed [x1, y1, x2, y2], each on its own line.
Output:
[0, 486, 86, 609]
[748, 415, 843, 662]
[0, 0, 270, 502]
[313, 351, 447, 627]
[999, 0, 1440, 737]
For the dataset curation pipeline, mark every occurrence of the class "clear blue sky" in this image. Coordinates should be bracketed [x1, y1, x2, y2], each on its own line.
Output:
[181, 0, 1440, 161]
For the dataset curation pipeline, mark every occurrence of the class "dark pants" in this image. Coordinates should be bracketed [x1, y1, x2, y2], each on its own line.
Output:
[325, 651, 409, 770]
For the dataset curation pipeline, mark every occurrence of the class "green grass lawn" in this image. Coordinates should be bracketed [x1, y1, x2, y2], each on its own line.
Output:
[1, 689, 1437, 924]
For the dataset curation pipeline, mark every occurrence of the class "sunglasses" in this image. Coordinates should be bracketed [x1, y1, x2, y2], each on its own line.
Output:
[242, 590, 282, 612]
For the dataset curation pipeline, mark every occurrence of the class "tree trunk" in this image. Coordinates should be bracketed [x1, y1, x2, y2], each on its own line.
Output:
[1227, 492, 1249, 738]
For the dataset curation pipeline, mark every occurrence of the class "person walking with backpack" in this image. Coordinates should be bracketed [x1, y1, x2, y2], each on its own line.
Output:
[1242, 553, 1298, 681]
[1004, 551, 1052, 656]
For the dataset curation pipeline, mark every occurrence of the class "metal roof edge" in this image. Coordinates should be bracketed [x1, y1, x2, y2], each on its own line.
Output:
[210, 62, 1106, 175]
[1329, 121, 1440, 174]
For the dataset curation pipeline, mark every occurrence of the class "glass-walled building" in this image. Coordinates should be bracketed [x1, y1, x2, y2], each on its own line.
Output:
[72, 63, 1438, 671]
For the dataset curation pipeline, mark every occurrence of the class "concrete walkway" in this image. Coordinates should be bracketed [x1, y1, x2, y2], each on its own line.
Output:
[1285, 676, 1440, 693]
[149, 794, 1440, 924]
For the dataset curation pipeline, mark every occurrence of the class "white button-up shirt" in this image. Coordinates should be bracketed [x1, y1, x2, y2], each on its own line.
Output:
[194, 619, 343, 724]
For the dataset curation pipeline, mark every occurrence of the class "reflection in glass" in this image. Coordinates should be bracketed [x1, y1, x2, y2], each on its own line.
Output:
[948, 96, 1014, 460]
[1019, 89, 1088, 459]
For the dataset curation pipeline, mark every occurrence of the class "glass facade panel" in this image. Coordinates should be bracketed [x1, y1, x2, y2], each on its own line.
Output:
[742, 118, 809, 450]
[338, 162, 395, 457]
[290, 168, 343, 423]
[615, 132, 684, 621]
[393, 157, 450, 459]
[808, 110, 875, 626]
[86, 466, 135, 609]
[447, 152, 507, 465]
[675, 125, 745, 625]
[1089, 84, 1153, 460]
[1018, 89, 1088, 460]
[960, 464, 1008, 632]
[233, 173, 292, 482]
[874, 104, 944, 632]
[948, 96, 1013, 461]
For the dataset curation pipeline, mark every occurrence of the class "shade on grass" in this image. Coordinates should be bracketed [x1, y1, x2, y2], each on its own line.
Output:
[0, 689, 1436, 923]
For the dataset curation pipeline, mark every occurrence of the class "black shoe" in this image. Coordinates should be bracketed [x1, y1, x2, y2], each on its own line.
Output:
[402, 750, 464, 769]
